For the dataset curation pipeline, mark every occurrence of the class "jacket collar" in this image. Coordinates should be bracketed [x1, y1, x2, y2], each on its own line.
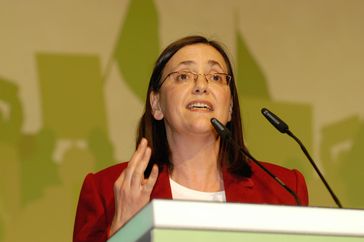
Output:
[150, 164, 255, 202]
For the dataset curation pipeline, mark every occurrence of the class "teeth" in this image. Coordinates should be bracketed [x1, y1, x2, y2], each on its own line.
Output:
[188, 102, 212, 111]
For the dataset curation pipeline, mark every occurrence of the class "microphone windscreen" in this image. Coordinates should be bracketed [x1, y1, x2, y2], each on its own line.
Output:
[261, 108, 289, 133]
[210, 118, 232, 141]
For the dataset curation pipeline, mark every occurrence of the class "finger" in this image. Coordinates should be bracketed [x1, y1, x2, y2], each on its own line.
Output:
[130, 147, 151, 189]
[134, 146, 152, 176]
[124, 138, 148, 183]
[129, 138, 148, 167]
[143, 164, 159, 193]
[114, 170, 126, 196]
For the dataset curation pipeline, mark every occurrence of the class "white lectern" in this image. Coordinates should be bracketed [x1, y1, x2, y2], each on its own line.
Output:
[108, 199, 364, 242]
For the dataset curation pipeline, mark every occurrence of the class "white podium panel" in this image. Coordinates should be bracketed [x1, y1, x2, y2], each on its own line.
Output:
[108, 199, 364, 242]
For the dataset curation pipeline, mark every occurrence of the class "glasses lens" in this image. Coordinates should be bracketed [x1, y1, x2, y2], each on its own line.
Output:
[172, 71, 194, 82]
[207, 73, 230, 85]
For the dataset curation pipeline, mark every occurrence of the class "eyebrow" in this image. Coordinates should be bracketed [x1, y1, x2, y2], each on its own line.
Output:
[174, 60, 225, 70]
[175, 60, 195, 68]
[207, 60, 224, 70]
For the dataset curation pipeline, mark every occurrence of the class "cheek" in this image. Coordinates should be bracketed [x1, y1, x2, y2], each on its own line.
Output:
[159, 88, 185, 115]
[218, 90, 232, 108]
[217, 91, 233, 119]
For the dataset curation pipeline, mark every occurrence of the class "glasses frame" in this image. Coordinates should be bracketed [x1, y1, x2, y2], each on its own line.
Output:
[159, 71, 232, 89]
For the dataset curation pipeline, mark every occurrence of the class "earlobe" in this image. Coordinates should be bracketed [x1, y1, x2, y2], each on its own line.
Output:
[150, 91, 164, 120]
[228, 102, 233, 121]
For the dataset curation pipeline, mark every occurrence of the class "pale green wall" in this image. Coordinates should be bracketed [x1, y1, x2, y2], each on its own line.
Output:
[0, 0, 364, 241]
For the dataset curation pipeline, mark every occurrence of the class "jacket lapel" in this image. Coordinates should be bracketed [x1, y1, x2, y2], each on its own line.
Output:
[150, 165, 173, 199]
[223, 167, 256, 203]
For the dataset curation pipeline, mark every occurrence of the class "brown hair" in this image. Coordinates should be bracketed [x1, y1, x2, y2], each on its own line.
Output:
[137, 35, 252, 178]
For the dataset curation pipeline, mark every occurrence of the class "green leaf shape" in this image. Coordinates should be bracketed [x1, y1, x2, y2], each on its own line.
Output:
[0, 216, 3, 242]
[19, 129, 60, 206]
[37, 53, 107, 138]
[236, 32, 270, 99]
[321, 116, 364, 208]
[88, 127, 115, 171]
[0, 78, 22, 144]
[342, 121, 364, 208]
[114, 0, 160, 101]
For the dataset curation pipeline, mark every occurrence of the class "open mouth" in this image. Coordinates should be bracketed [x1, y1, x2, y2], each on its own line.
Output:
[186, 101, 213, 111]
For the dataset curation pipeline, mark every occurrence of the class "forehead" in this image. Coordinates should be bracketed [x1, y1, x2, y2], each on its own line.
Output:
[164, 44, 228, 72]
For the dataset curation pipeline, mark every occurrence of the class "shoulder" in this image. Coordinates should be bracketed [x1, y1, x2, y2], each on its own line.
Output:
[93, 162, 128, 179]
[74, 162, 129, 242]
[84, 162, 129, 190]
[249, 161, 309, 205]
[250, 161, 301, 177]
[250, 160, 306, 187]
[77, 162, 129, 200]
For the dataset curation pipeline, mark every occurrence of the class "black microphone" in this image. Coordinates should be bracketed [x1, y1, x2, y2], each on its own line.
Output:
[210, 118, 301, 206]
[261, 108, 343, 208]
[261, 107, 289, 133]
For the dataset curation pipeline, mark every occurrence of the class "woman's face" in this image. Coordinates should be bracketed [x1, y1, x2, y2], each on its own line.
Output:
[150, 44, 232, 137]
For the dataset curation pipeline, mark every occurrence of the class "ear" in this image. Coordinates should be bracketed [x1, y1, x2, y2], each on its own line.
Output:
[150, 91, 164, 120]
[228, 101, 233, 122]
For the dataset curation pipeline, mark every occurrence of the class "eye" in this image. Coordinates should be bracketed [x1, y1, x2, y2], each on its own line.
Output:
[175, 72, 192, 82]
[209, 73, 223, 82]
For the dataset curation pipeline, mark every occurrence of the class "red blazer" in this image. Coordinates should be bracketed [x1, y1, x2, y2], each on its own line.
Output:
[73, 161, 308, 242]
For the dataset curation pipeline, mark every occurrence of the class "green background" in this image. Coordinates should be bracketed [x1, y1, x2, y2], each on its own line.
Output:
[0, 0, 363, 241]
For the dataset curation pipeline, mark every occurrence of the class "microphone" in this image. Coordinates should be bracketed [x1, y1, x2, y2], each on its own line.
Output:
[210, 118, 301, 206]
[261, 108, 343, 208]
[261, 107, 288, 133]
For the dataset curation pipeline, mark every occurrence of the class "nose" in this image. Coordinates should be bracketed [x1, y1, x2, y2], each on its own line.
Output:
[192, 74, 208, 94]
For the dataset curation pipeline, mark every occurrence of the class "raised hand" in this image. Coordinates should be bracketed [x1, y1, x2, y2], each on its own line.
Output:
[109, 138, 159, 236]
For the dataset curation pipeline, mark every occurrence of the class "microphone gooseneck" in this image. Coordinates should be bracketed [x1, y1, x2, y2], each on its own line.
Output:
[211, 118, 301, 206]
[261, 108, 343, 208]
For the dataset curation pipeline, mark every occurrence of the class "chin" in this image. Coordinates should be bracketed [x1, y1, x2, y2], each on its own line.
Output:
[187, 118, 213, 132]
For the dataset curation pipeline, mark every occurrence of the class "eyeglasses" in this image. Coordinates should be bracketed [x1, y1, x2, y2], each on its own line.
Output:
[159, 71, 231, 87]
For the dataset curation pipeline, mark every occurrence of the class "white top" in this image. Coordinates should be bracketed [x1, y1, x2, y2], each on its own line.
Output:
[169, 177, 226, 202]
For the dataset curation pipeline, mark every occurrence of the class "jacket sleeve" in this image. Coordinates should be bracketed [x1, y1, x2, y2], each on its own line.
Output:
[73, 173, 109, 242]
[293, 169, 309, 206]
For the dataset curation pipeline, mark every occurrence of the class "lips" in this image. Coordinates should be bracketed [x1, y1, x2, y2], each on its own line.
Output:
[186, 100, 213, 111]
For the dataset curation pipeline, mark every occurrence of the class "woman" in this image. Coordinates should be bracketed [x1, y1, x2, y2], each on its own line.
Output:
[73, 35, 308, 242]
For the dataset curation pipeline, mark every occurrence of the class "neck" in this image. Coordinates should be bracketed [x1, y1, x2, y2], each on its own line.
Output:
[167, 132, 223, 192]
